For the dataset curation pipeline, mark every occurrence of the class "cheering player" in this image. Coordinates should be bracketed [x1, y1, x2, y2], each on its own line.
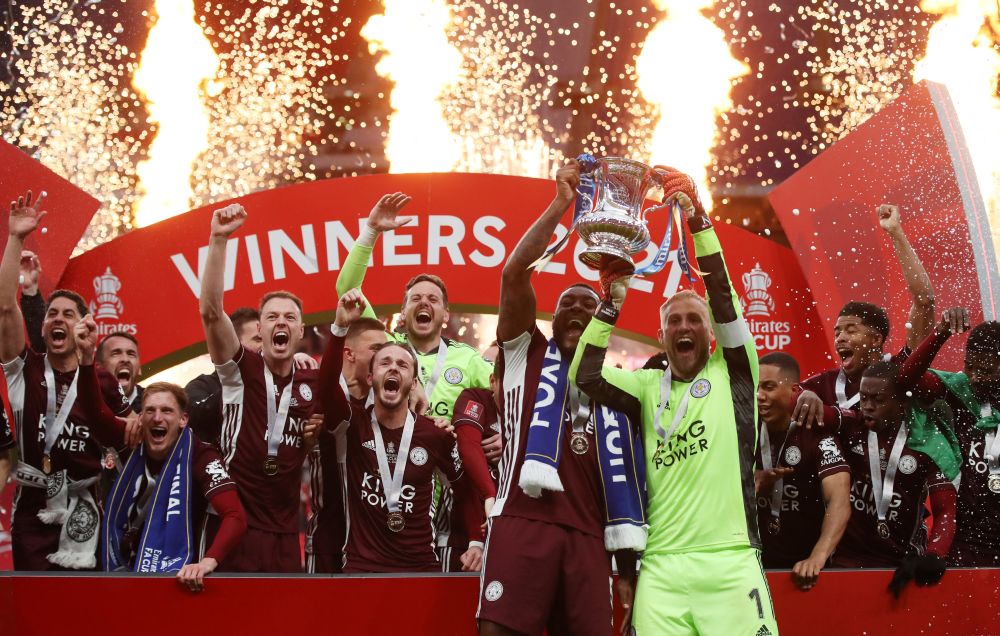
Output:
[796, 204, 934, 421]
[72, 315, 246, 590]
[572, 169, 778, 635]
[832, 361, 957, 592]
[0, 190, 116, 569]
[755, 352, 851, 590]
[896, 312, 1000, 566]
[306, 316, 389, 573]
[199, 203, 319, 573]
[336, 193, 492, 566]
[318, 290, 484, 573]
[479, 160, 642, 636]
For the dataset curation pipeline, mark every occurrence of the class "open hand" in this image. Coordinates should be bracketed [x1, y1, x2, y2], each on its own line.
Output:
[936, 307, 970, 336]
[9, 190, 47, 239]
[755, 467, 794, 495]
[791, 390, 824, 428]
[367, 193, 413, 232]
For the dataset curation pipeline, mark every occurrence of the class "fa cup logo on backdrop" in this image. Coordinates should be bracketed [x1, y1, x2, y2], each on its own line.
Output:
[741, 263, 775, 318]
[90, 267, 124, 320]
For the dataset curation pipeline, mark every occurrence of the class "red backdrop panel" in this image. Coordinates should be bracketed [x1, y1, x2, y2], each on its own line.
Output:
[768, 81, 999, 371]
[0, 139, 100, 292]
[2, 569, 997, 635]
[54, 173, 830, 376]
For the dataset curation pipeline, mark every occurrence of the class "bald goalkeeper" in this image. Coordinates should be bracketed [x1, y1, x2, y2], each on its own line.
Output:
[570, 168, 777, 635]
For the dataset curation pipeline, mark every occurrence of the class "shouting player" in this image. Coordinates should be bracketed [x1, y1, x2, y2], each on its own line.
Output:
[479, 160, 644, 636]
[72, 315, 246, 590]
[318, 290, 484, 573]
[754, 352, 851, 590]
[199, 203, 319, 572]
[306, 316, 389, 574]
[796, 204, 935, 422]
[896, 312, 1000, 566]
[336, 192, 493, 567]
[833, 359, 958, 596]
[572, 169, 778, 634]
[0, 190, 118, 569]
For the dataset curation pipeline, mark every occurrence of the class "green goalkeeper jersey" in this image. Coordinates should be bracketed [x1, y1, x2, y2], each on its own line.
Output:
[570, 225, 761, 555]
[335, 230, 492, 420]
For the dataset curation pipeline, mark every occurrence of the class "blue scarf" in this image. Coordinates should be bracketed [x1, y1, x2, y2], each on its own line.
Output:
[103, 427, 194, 572]
[519, 338, 647, 550]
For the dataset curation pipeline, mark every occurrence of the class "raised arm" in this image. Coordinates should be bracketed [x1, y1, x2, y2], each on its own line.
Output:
[1, 191, 46, 362]
[199, 204, 244, 364]
[498, 161, 579, 342]
[335, 193, 411, 320]
[318, 290, 366, 425]
[73, 315, 127, 449]
[896, 307, 970, 398]
[19, 251, 45, 353]
[878, 204, 935, 350]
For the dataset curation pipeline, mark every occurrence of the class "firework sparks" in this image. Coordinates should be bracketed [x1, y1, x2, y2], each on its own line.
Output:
[362, 0, 463, 173]
[132, 0, 219, 227]
[636, 1, 748, 205]
[0, 0, 143, 250]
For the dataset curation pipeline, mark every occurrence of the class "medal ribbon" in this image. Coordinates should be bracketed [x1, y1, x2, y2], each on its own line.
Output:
[369, 410, 415, 515]
[568, 386, 591, 435]
[416, 340, 449, 406]
[653, 367, 699, 443]
[867, 423, 909, 527]
[263, 366, 294, 459]
[43, 358, 80, 460]
[759, 422, 796, 525]
[835, 369, 860, 409]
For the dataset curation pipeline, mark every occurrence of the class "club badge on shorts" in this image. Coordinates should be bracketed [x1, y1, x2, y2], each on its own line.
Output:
[387, 511, 406, 532]
[570, 431, 590, 455]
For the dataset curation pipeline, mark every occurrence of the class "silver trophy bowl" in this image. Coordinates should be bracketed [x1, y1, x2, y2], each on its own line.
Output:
[575, 156, 668, 271]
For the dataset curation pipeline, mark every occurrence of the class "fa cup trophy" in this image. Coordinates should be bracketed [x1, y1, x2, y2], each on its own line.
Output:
[533, 154, 694, 279]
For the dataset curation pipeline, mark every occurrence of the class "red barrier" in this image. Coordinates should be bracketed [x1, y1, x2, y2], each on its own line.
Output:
[1, 569, 996, 635]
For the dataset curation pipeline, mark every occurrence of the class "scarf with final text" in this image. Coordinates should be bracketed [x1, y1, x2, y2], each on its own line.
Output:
[520, 338, 647, 550]
[103, 427, 194, 572]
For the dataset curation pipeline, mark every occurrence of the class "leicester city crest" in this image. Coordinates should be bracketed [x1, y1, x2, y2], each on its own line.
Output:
[690, 379, 711, 398]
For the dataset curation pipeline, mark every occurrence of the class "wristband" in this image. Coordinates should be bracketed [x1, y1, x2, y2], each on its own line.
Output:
[595, 300, 619, 325]
[467, 541, 485, 550]
[330, 322, 349, 337]
[358, 224, 379, 247]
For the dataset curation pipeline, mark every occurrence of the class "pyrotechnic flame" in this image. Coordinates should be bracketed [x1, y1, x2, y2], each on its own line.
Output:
[913, 0, 1000, 232]
[362, 0, 463, 173]
[132, 0, 220, 227]
[636, 1, 748, 207]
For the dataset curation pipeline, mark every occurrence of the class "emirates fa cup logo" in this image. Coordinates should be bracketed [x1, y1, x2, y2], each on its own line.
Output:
[741, 263, 776, 318]
[90, 267, 124, 320]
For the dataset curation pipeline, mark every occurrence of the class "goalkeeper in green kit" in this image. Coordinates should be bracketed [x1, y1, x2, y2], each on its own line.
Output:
[570, 168, 778, 635]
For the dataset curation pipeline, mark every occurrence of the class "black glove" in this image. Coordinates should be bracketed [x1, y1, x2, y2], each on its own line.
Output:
[888, 554, 946, 598]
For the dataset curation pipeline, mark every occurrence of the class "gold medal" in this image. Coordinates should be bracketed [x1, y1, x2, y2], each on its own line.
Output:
[42, 454, 52, 475]
[387, 511, 405, 533]
[570, 432, 590, 455]
[877, 520, 891, 540]
[768, 518, 781, 536]
[989, 474, 1000, 494]
[263, 456, 279, 476]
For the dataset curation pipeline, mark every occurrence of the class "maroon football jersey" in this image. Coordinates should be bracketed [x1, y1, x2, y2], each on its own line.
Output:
[449, 388, 500, 550]
[835, 418, 952, 567]
[2, 349, 104, 511]
[492, 327, 604, 539]
[306, 395, 355, 573]
[800, 347, 910, 409]
[944, 392, 1000, 565]
[216, 346, 318, 533]
[0, 394, 13, 451]
[755, 424, 849, 567]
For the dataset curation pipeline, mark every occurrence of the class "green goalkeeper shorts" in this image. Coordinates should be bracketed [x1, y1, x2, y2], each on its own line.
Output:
[632, 547, 779, 636]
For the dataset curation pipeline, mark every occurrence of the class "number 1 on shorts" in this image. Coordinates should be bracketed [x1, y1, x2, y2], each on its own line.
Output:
[748, 588, 764, 620]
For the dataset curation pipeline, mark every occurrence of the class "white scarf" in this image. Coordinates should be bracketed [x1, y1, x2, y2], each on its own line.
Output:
[15, 462, 100, 569]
